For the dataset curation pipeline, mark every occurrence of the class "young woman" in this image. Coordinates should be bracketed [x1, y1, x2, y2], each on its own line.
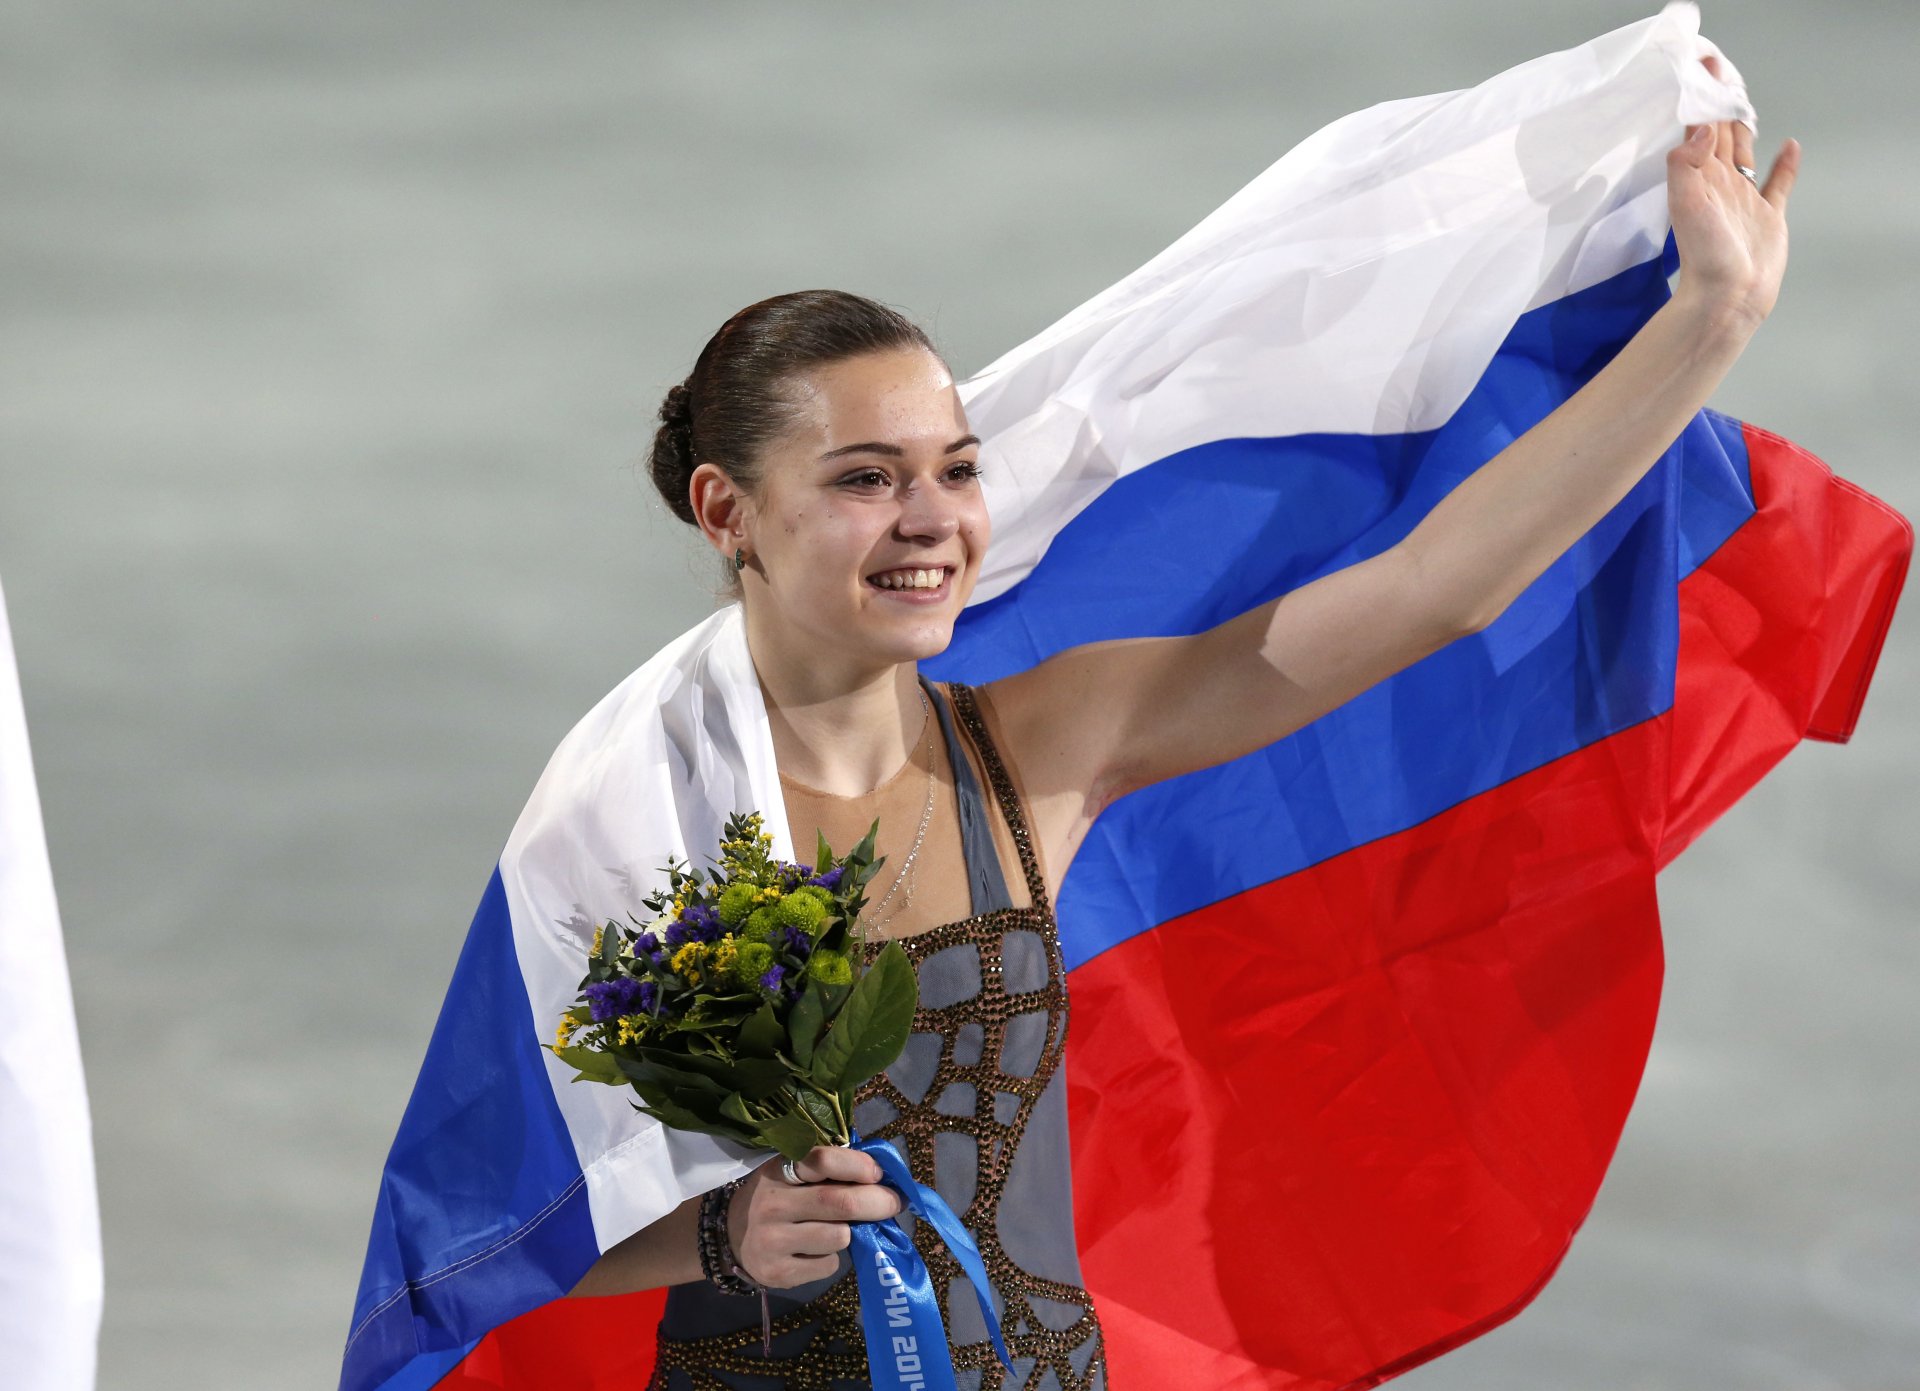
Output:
[565, 100, 1797, 1390]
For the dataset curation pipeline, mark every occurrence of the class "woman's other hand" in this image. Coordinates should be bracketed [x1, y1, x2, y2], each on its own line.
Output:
[728, 1145, 905, 1289]
[1669, 52, 1800, 331]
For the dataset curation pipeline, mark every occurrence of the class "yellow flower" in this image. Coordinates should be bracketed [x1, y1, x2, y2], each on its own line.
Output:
[670, 941, 710, 985]
[590, 924, 604, 957]
[710, 937, 739, 975]
[616, 1017, 647, 1045]
[555, 1017, 580, 1048]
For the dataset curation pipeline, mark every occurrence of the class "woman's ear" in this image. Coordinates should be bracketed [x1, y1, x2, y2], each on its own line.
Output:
[688, 462, 749, 559]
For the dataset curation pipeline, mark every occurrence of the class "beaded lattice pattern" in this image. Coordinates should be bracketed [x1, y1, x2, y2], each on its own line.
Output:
[648, 682, 1108, 1390]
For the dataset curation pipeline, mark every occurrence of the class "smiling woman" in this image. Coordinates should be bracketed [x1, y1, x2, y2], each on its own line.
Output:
[606, 290, 1114, 1388]
[341, 11, 1911, 1390]
[576, 88, 1805, 1362]
[653, 295, 999, 797]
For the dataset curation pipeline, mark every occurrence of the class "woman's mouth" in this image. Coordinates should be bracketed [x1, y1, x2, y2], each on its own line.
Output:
[865, 565, 953, 602]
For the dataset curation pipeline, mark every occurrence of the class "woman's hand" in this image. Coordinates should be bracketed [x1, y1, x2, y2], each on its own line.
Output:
[1669, 53, 1800, 331]
[728, 1144, 905, 1289]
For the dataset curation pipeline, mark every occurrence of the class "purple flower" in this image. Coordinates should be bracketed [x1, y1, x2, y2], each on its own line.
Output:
[759, 964, 786, 992]
[780, 924, 812, 958]
[636, 980, 659, 1015]
[583, 976, 645, 1023]
[634, 931, 660, 955]
[668, 902, 722, 944]
[807, 866, 844, 891]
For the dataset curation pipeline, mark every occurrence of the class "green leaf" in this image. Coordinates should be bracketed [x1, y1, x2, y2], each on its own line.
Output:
[760, 1108, 826, 1164]
[678, 995, 759, 1031]
[738, 1001, 784, 1060]
[728, 1058, 795, 1101]
[810, 941, 917, 1093]
[629, 1088, 754, 1148]
[813, 914, 849, 952]
[840, 818, 884, 903]
[631, 1044, 791, 1102]
[817, 975, 853, 1019]
[814, 827, 834, 876]
[851, 817, 880, 865]
[787, 978, 828, 1068]
[793, 1085, 845, 1146]
[545, 1043, 626, 1087]
[615, 1052, 729, 1100]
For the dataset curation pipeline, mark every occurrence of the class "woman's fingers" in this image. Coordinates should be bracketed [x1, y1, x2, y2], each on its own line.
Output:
[762, 1250, 841, 1286]
[755, 1146, 905, 1220]
[786, 1218, 855, 1256]
[1694, 53, 1760, 187]
[1700, 53, 1731, 165]
[788, 1144, 883, 1185]
[734, 1145, 908, 1287]
[1761, 138, 1802, 212]
[772, 1173, 904, 1224]
[1731, 118, 1757, 179]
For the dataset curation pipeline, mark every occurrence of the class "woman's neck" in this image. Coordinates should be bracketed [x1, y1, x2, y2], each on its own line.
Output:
[746, 620, 925, 799]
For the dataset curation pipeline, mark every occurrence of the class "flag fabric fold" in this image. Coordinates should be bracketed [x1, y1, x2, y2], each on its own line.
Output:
[341, 5, 1912, 1388]
[0, 577, 105, 1391]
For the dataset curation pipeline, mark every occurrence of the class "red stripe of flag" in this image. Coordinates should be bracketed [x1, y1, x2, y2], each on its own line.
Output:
[1069, 421, 1910, 1390]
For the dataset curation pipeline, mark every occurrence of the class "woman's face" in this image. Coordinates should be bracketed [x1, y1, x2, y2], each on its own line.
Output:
[727, 345, 990, 672]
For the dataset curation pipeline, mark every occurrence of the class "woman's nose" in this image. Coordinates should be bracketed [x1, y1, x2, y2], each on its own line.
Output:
[895, 482, 961, 540]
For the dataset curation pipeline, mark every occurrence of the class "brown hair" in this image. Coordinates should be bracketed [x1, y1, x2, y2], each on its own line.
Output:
[648, 290, 942, 590]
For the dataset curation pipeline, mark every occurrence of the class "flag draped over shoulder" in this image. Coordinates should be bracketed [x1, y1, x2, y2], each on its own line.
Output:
[341, 5, 1912, 1389]
[0, 577, 105, 1391]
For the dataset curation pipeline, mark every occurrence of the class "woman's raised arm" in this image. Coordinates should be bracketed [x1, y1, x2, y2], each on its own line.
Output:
[986, 108, 1799, 881]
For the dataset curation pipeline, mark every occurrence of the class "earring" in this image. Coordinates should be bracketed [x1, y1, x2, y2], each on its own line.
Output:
[733, 546, 747, 571]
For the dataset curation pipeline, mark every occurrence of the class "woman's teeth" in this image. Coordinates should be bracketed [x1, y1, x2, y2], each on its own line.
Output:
[870, 567, 948, 590]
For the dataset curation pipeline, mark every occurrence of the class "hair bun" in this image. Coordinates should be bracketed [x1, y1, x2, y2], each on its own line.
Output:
[648, 378, 700, 525]
[660, 380, 693, 431]
[644, 292, 942, 567]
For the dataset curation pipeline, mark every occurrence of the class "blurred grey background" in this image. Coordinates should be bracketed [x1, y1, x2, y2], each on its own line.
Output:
[2, 1, 1914, 1387]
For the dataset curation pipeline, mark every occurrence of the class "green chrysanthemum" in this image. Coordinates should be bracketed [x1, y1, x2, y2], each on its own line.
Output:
[716, 882, 759, 927]
[730, 940, 774, 986]
[770, 891, 828, 933]
[806, 949, 852, 987]
[742, 906, 777, 942]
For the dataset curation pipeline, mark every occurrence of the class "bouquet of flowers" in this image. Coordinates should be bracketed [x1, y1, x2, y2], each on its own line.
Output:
[547, 809, 1010, 1387]
[546, 811, 918, 1162]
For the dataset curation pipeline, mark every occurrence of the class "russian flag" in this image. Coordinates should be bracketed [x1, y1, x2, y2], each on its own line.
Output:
[340, 6, 1912, 1390]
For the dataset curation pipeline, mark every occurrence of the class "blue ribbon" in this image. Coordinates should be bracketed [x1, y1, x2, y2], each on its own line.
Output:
[846, 1131, 1014, 1390]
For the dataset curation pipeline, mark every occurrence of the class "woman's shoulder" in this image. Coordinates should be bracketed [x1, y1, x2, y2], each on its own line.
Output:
[939, 660, 1131, 902]
[964, 651, 1135, 818]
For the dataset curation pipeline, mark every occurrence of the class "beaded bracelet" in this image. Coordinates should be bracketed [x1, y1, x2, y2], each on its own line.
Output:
[696, 1176, 759, 1297]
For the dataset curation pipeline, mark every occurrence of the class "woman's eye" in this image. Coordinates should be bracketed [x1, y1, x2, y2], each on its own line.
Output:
[837, 462, 981, 490]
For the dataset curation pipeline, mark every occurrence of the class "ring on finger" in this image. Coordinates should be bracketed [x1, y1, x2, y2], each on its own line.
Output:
[780, 1157, 809, 1186]
[1735, 163, 1758, 185]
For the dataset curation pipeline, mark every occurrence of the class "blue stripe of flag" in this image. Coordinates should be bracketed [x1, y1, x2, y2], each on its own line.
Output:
[341, 869, 597, 1391]
[927, 235, 1757, 970]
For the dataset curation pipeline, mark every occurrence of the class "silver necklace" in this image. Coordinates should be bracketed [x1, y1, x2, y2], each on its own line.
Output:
[858, 684, 935, 944]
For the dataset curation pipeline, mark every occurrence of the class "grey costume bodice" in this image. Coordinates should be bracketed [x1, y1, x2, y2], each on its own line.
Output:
[648, 678, 1108, 1390]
